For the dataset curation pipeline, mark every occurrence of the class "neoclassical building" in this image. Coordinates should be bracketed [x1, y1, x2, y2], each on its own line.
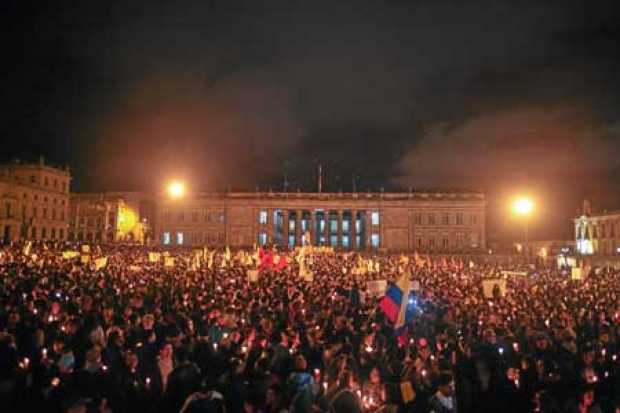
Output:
[156, 190, 486, 251]
[0, 158, 71, 242]
[575, 209, 620, 256]
[68, 192, 155, 244]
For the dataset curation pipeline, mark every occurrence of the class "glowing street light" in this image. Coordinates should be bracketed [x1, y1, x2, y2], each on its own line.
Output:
[167, 181, 186, 199]
[513, 198, 533, 216]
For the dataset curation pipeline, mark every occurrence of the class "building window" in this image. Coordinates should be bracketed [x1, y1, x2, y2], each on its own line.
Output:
[330, 219, 337, 233]
[371, 211, 380, 226]
[342, 220, 350, 232]
[429, 237, 435, 248]
[330, 235, 338, 246]
[59, 229, 64, 239]
[417, 238, 422, 248]
[41, 227, 47, 239]
[442, 213, 449, 225]
[192, 211, 198, 222]
[163, 232, 171, 245]
[44, 177, 49, 186]
[289, 235, 295, 248]
[258, 231, 267, 246]
[176, 232, 184, 245]
[259, 210, 267, 224]
[219, 211, 225, 223]
[205, 211, 211, 222]
[428, 213, 435, 225]
[31, 227, 37, 239]
[470, 213, 477, 225]
[43, 209, 48, 219]
[371, 233, 380, 248]
[51, 228, 56, 239]
[30, 175, 35, 183]
[54, 179, 58, 188]
[456, 213, 464, 225]
[342, 235, 350, 248]
[414, 213, 422, 225]
[443, 237, 449, 249]
[52, 210, 57, 220]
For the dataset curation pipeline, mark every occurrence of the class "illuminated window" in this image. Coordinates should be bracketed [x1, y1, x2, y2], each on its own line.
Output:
[163, 232, 171, 245]
[330, 235, 338, 246]
[289, 220, 295, 232]
[330, 219, 337, 233]
[342, 220, 349, 232]
[289, 235, 295, 248]
[259, 210, 267, 224]
[342, 235, 349, 248]
[258, 232, 267, 246]
[176, 232, 184, 245]
[371, 233, 380, 248]
[371, 211, 380, 226]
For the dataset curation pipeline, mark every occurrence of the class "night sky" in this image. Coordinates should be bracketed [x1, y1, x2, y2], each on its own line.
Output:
[2, 0, 620, 239]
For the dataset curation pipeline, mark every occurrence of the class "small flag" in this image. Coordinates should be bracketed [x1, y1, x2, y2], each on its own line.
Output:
[62, 251, 80, 260]
[379, 272, 412, 330]
[80, 255, 90, 264]
[23, 241, 33, 257]
[164, 257, 175, 267]
[94, 257, 108, 270]
[148, 252, 161, 263]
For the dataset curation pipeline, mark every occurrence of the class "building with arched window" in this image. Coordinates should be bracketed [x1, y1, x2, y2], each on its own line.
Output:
[0, 158, 70, 242]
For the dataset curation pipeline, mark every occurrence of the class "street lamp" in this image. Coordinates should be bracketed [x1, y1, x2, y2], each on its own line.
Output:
[167, 181, 186, 199]
[512, 197, 533, 258]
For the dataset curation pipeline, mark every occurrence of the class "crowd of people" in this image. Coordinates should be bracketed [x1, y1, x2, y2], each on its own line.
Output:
[0, 241, 619, 413]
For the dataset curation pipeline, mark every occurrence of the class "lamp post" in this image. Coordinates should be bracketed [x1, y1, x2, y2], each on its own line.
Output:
[513, 198, 533, 259]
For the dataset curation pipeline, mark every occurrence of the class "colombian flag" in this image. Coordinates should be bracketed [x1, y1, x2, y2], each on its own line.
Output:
[379, 272, 413, 330]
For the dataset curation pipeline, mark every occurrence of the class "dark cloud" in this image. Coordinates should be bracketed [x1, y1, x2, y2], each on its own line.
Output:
[2, 0, 619, 237]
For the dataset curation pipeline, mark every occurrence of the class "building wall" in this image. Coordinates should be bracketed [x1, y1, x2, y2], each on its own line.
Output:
[575, 212, 620, 256]
[68, 191, 152, 244]
[156, 191, 486, 252]
[0, 161, 71, 242]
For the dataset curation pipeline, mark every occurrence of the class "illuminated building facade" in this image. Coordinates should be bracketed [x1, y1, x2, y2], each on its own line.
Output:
[575, 210, 620, 256]
[68, 192, 154, 244]
[156, 191, 486, 251]
[0, 158, 71, 242]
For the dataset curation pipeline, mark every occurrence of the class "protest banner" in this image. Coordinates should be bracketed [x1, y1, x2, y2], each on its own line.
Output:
[247, 269, 259, 283]
[80, 255, 90, 264]
[62, 251, 80, 260]
[482, 278, 506, 298]
[367, 280, 388, 297]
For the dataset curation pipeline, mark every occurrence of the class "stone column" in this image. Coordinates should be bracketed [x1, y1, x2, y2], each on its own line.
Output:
[337, 210, 343, 248]
[364, 211, 372, 249]
[350, 210, 357, 250]
[283, 209, 290, 247]
[310, 210, 316, 246]
[266, 208, 274, 245]
[324, 210, 330, 246]
[295, 209, 302, 247]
